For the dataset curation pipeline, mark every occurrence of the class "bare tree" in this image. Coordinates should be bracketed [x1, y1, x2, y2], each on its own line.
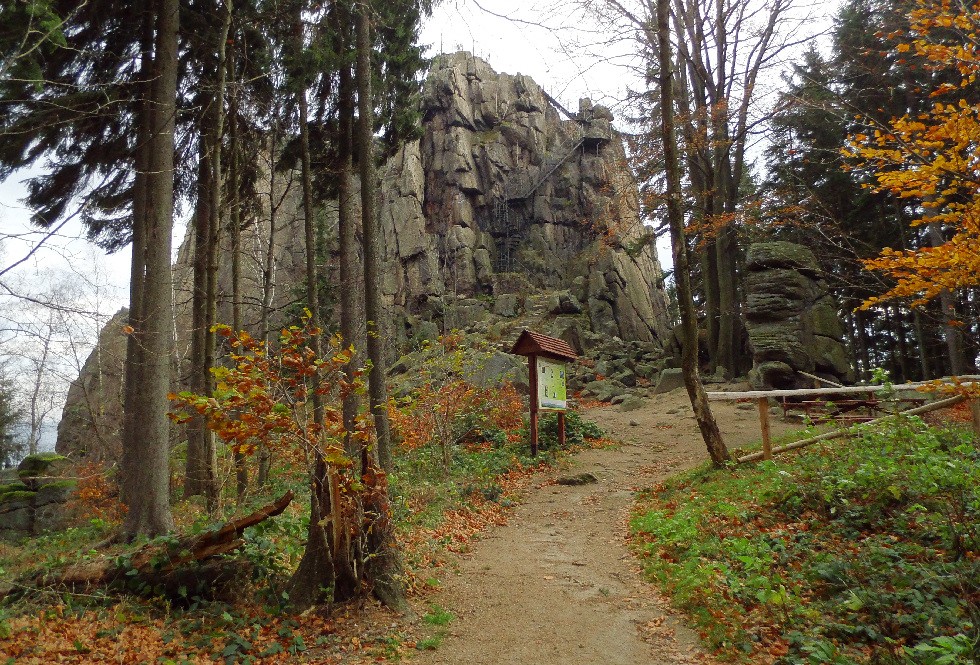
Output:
[653, 0, 729, 465]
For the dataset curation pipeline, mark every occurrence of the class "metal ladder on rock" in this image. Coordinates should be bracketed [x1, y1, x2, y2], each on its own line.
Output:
[505, 127, 585, 201]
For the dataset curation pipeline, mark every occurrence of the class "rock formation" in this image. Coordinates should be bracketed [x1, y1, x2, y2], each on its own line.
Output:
[743, 241, 853, 389]
[56, 308, 128, 462]
[56, 53, 674, 460]
[0, 453, 75, 540]
[379, 53, 671, 344]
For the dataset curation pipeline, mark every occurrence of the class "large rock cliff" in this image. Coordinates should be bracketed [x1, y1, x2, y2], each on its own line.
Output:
[56, 53, 672, 460]
[378, 53, 671, 343]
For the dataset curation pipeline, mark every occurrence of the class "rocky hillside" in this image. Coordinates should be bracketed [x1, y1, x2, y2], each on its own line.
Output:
[57, 53, 674, 461]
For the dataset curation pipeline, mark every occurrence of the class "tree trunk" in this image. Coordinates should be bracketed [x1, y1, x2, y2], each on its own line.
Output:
[892, 304, 911, 382]
[227, 31, 247, 501]
[287, 4, 356, 610]
[27, 323, 53, 456]
[257, 103, 282, 488]
[355, 3, 393, 474]
[122, 0, 178, 539]
[655, 0, 728, 467]
[185, 122, 213, 500]
[121, 3, 155, 506]
[928, 223, 965, 374]
[356, 2, 409, 613]
[338, 58, 361, 460]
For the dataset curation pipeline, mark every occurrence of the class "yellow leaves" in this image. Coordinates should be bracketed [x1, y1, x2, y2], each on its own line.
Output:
[847, 0, 980, 308]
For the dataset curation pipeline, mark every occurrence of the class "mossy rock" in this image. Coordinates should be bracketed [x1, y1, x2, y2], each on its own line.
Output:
[0, 490, 38, 503]
[745, 241, 821, 274]
[35, 480, 77, 506]
[0, 483, 31, 503]
[17, 452, 67, 479]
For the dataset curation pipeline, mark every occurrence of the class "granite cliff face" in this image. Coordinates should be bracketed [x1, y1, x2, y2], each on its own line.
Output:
[378, 52, 671, 343]
[56, 53, 673, 460]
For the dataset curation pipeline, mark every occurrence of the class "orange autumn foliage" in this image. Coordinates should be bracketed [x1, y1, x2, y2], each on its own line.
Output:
[845, 0, 980, 308]
[169, 317, 368, 469]
[387, 334, 525, 470]
[71, 461, 125, 524]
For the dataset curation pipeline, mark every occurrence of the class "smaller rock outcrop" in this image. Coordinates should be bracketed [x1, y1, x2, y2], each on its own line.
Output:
[0, 453, 75, 540]
[56, 308, 128, 463]
[743, 242, 853, 390]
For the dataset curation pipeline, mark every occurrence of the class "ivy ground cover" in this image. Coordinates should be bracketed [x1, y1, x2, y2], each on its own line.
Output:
[631, 416, 980, 664]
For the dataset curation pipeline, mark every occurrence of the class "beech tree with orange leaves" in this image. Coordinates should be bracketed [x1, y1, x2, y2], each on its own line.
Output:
[846, 0, 980, 321]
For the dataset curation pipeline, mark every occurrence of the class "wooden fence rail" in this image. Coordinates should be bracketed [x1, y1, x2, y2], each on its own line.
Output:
[706, 376, 980, 462]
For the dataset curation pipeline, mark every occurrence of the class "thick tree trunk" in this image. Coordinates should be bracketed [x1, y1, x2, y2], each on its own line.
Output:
[122, 0, 178, 539]
[287, 4, 357, 611]
[355, 3, 393, 474]
[121, 5, 154, 506]
[338, 60, 361, 459]
[655, 0, 728, 467]
[356, 2, 409, 612]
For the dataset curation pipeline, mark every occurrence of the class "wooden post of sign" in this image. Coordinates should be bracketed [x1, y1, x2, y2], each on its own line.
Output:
[757, 397, 772, 461]
[529, 355, 539, 456]
[557, 411, 566, 449]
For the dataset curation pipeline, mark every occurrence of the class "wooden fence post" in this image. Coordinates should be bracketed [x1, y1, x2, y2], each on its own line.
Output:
[757, 397, 772, 461]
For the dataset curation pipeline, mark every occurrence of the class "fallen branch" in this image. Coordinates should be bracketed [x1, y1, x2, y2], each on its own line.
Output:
[737, 395, 966, 463]
[8, 491, 293, 597]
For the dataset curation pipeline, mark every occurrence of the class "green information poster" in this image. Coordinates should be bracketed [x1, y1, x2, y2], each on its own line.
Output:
[537, 358, 567, 410]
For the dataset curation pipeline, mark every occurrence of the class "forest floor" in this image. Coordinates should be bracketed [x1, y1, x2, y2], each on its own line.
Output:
[406, 383, 801, 665]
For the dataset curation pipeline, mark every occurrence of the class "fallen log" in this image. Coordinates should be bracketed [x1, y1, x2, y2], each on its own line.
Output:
[737, 395, 966, 463]
[6, 491, 293, 598]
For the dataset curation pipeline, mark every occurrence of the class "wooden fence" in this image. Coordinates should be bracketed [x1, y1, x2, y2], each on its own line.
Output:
[706, 377, 980, 463]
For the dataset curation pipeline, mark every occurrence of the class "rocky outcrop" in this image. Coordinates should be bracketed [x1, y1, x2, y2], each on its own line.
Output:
[56, 53, 673, 460]
[0, 453, 75, 540]
[56, 308, 128, 462]
[743, 242, 853, 389]
[380, 52, 671, 343]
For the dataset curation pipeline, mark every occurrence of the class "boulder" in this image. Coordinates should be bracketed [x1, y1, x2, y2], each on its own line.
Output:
[618, 394, 646, 412]
[0, 502, 34, 535]
[552, 291, 583, 315]
[653, 368, 686, 394]
[18, 452, 68, 491]
[749, 361, 796, 390]
[493, 293, 521, 317]
[584, 380, 628, 402]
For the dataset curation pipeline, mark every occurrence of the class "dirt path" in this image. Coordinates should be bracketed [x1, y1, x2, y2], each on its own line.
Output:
[408, 385, 799, 665]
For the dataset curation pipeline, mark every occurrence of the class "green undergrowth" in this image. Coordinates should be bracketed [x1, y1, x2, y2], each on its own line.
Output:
[632, 416, 980, 664]
[389, 409, 605, 532]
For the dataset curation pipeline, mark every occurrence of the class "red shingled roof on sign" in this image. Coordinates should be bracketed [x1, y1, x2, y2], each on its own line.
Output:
[509, 329, 578, 361]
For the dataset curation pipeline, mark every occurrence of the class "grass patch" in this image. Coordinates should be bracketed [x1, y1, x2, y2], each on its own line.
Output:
[631, 415, 980, 664]
[423, 604, 454, 626]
